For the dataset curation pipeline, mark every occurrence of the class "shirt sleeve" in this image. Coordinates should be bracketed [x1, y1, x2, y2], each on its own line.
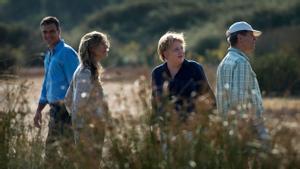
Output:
[231, 61, 251, 110]
[216, 63, 232, 116]
[63, 50, 79, 83]
[151, 70, 160, 109]
[39, 76, 48, 104]
[38, 57, 49, 104]
[64, 79, 74, 114]
[73, 69, 93, 114]
[151, 69, 166, 122]
[151, 70, 159, 97]
[250, 71, 264, 118]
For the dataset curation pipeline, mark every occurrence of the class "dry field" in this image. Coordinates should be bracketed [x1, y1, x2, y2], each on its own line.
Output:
[1, 67, 300, 127]
[4, 67, 296, 137]
[0, 67, 150, 140]
[1, 67, 300, 168]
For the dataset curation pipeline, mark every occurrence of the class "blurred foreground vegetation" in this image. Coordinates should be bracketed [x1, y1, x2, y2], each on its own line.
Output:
[0, 78, 300, 168]
[0, 0, 300, 95]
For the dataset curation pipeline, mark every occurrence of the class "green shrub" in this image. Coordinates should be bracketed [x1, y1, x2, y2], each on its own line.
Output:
[254, 54, 300, 96]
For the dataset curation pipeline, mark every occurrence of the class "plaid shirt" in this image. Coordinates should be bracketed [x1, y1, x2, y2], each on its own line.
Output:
[216, 47, 264, 118]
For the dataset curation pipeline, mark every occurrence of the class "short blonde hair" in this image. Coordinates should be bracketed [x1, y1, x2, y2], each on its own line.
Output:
[157, 32, 186, 61]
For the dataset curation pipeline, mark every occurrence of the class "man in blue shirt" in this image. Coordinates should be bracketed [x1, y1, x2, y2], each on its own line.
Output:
[33, 16, 79, 165]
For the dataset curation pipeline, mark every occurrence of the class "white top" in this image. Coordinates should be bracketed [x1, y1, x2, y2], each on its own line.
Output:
[65, 65, 108, 129]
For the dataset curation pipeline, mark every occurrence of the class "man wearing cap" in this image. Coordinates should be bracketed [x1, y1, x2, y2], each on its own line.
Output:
[216, 21, 269, 141]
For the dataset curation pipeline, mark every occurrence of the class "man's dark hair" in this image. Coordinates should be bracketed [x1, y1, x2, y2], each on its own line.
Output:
[227, 30, 249, 46]
[40, 16, 60, 30]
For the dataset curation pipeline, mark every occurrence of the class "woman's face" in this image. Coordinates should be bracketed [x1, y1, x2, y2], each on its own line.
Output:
[92, 41, 109, 61]
[164, 40, 185, 67]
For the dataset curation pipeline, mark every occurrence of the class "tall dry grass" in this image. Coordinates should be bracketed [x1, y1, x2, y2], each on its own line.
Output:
[0, 75, 299, 169]
[0, 78, 44, 169]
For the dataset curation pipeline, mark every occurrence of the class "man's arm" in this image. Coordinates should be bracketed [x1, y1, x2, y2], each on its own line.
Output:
[64, 79, 74, 114]
[231, 61, 251, 111]
[249, 71, 264, 119]
[34, 66, 48, 128]
[151, 70, 165, 124]
[63, 50, 79, 83]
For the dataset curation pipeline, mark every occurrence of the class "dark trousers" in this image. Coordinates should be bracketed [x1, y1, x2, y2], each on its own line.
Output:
[44, 103, 74, 168]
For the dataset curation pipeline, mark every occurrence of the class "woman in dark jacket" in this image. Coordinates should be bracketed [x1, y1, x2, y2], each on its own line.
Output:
[152, 32, 216, 123]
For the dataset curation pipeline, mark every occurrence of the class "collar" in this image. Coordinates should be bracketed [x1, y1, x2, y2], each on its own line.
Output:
[228, 47, 250, 61]
[163, 59, 188, 77]
[48, 39, 64, 55]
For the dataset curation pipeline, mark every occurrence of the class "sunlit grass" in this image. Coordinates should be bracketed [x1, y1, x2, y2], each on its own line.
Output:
[1, 73, 300, 169]
[264, 97, 300, 110]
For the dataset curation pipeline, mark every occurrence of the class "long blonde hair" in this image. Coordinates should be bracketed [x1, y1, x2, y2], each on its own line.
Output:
[78, 31, 110, 81]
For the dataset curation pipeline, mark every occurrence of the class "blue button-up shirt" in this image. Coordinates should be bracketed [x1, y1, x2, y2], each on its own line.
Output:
[39, 39, 79, 104]
[216, 47, 264, 118]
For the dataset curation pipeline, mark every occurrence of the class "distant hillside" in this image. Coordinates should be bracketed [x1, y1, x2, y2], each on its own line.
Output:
[76, 0, 300, 64]
[1, 0, 300, 94]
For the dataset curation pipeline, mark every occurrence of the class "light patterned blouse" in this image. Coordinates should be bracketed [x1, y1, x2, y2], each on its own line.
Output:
[65, 65, 108, 129]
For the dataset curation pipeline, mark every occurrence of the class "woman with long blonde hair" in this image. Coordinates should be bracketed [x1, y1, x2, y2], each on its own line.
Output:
[65, 31, 110, 167]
